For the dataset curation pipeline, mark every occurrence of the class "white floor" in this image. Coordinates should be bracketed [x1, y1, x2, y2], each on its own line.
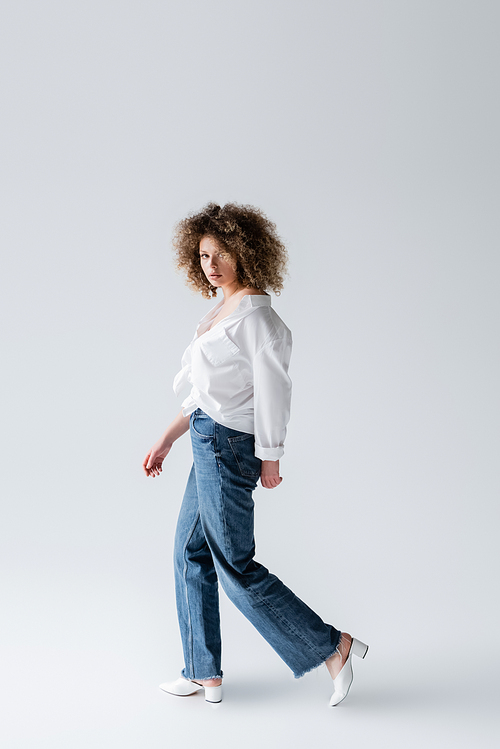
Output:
[3, 566, 499, 749]
[3, 656, 498, 749]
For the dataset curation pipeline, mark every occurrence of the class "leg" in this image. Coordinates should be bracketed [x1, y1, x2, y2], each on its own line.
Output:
[190, 411, 341, 679]
[325, 633, 352, 678]
[173, 463, 222, 681]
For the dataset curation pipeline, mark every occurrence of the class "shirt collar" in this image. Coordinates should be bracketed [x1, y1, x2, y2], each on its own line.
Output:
[196, 293, 271, 334]
[239, 293, 271, 308]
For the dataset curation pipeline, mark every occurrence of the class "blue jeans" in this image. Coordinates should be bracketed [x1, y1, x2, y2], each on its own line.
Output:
[173, 408, 341, 680]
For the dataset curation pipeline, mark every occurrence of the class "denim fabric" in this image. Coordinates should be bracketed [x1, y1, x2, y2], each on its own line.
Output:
[173, 408, 341, 680]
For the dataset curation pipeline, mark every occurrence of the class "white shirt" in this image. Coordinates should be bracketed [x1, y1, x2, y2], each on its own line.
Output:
[173, 294, 292, 461]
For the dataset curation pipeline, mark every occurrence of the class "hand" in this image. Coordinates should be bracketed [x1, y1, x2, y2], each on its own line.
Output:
[260, 459, 282, 489]
[143, 443, 172, 478]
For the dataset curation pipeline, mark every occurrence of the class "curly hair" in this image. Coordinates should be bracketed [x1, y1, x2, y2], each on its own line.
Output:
[172, 202, 289, 299]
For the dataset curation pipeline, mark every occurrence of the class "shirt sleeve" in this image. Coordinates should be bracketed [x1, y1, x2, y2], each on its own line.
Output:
[252, 334, 292, 461]
[181, 393, 197, 417]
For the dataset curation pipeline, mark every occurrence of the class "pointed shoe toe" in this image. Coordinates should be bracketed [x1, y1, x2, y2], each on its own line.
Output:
[159, 677, 222, 703]
[329, 637, 368, 707]
[159, 677, 203, 697]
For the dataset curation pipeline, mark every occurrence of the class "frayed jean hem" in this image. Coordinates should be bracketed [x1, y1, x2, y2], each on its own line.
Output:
[292, 633, 343, 679]
[181, 668, 223, 681]
[292, 648, 338, 679]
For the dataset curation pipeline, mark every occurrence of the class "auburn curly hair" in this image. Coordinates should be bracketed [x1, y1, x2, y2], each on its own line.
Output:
[172, 202, 289, 299]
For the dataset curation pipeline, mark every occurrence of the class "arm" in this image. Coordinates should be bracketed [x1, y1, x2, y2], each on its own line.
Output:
[253, 335, 293, 489]
[143, 409, 191, 478]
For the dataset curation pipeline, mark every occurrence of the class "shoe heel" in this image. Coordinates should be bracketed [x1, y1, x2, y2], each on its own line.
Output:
[351, 638, 369, 659]
[204, 685, 222, 703]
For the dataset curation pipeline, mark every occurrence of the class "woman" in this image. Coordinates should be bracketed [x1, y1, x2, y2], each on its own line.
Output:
[143, 202, 368, 706]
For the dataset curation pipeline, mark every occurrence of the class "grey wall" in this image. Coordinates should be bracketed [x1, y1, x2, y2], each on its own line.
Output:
[1, 1, 499, 747]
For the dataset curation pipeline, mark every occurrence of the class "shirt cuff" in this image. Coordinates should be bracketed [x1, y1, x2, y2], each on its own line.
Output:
[255, 444, 284, 461]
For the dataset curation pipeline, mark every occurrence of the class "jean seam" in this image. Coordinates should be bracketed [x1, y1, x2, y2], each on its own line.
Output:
[182, 510, 202, 679]
[241, 581, 328, 668]
[209, 423, 230, 562]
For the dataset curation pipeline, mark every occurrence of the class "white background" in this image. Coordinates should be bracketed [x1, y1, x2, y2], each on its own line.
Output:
[1, 1, 499, 747]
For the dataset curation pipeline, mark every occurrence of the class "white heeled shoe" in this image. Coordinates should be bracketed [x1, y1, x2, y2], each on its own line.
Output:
[159, 676, 222, 703]
[329, 637, 368, 707]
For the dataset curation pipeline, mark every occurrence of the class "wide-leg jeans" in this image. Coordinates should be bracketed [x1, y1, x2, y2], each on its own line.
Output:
[173, 408, 341, 680]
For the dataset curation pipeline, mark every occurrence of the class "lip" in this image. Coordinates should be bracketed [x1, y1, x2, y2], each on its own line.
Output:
[209, 274, 222, 278]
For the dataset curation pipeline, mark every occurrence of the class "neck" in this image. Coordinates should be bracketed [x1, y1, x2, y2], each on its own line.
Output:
[221, 282, 245, 302]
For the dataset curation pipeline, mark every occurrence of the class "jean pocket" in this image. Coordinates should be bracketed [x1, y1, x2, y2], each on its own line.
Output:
[191, 411, 214, 439]
[228, 434, 262, 478]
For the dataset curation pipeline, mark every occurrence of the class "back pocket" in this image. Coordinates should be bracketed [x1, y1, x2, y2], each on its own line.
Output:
[228, 433, 262, 478]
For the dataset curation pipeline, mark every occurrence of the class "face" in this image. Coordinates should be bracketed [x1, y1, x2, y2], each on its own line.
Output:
[199, 235, 238, 289]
